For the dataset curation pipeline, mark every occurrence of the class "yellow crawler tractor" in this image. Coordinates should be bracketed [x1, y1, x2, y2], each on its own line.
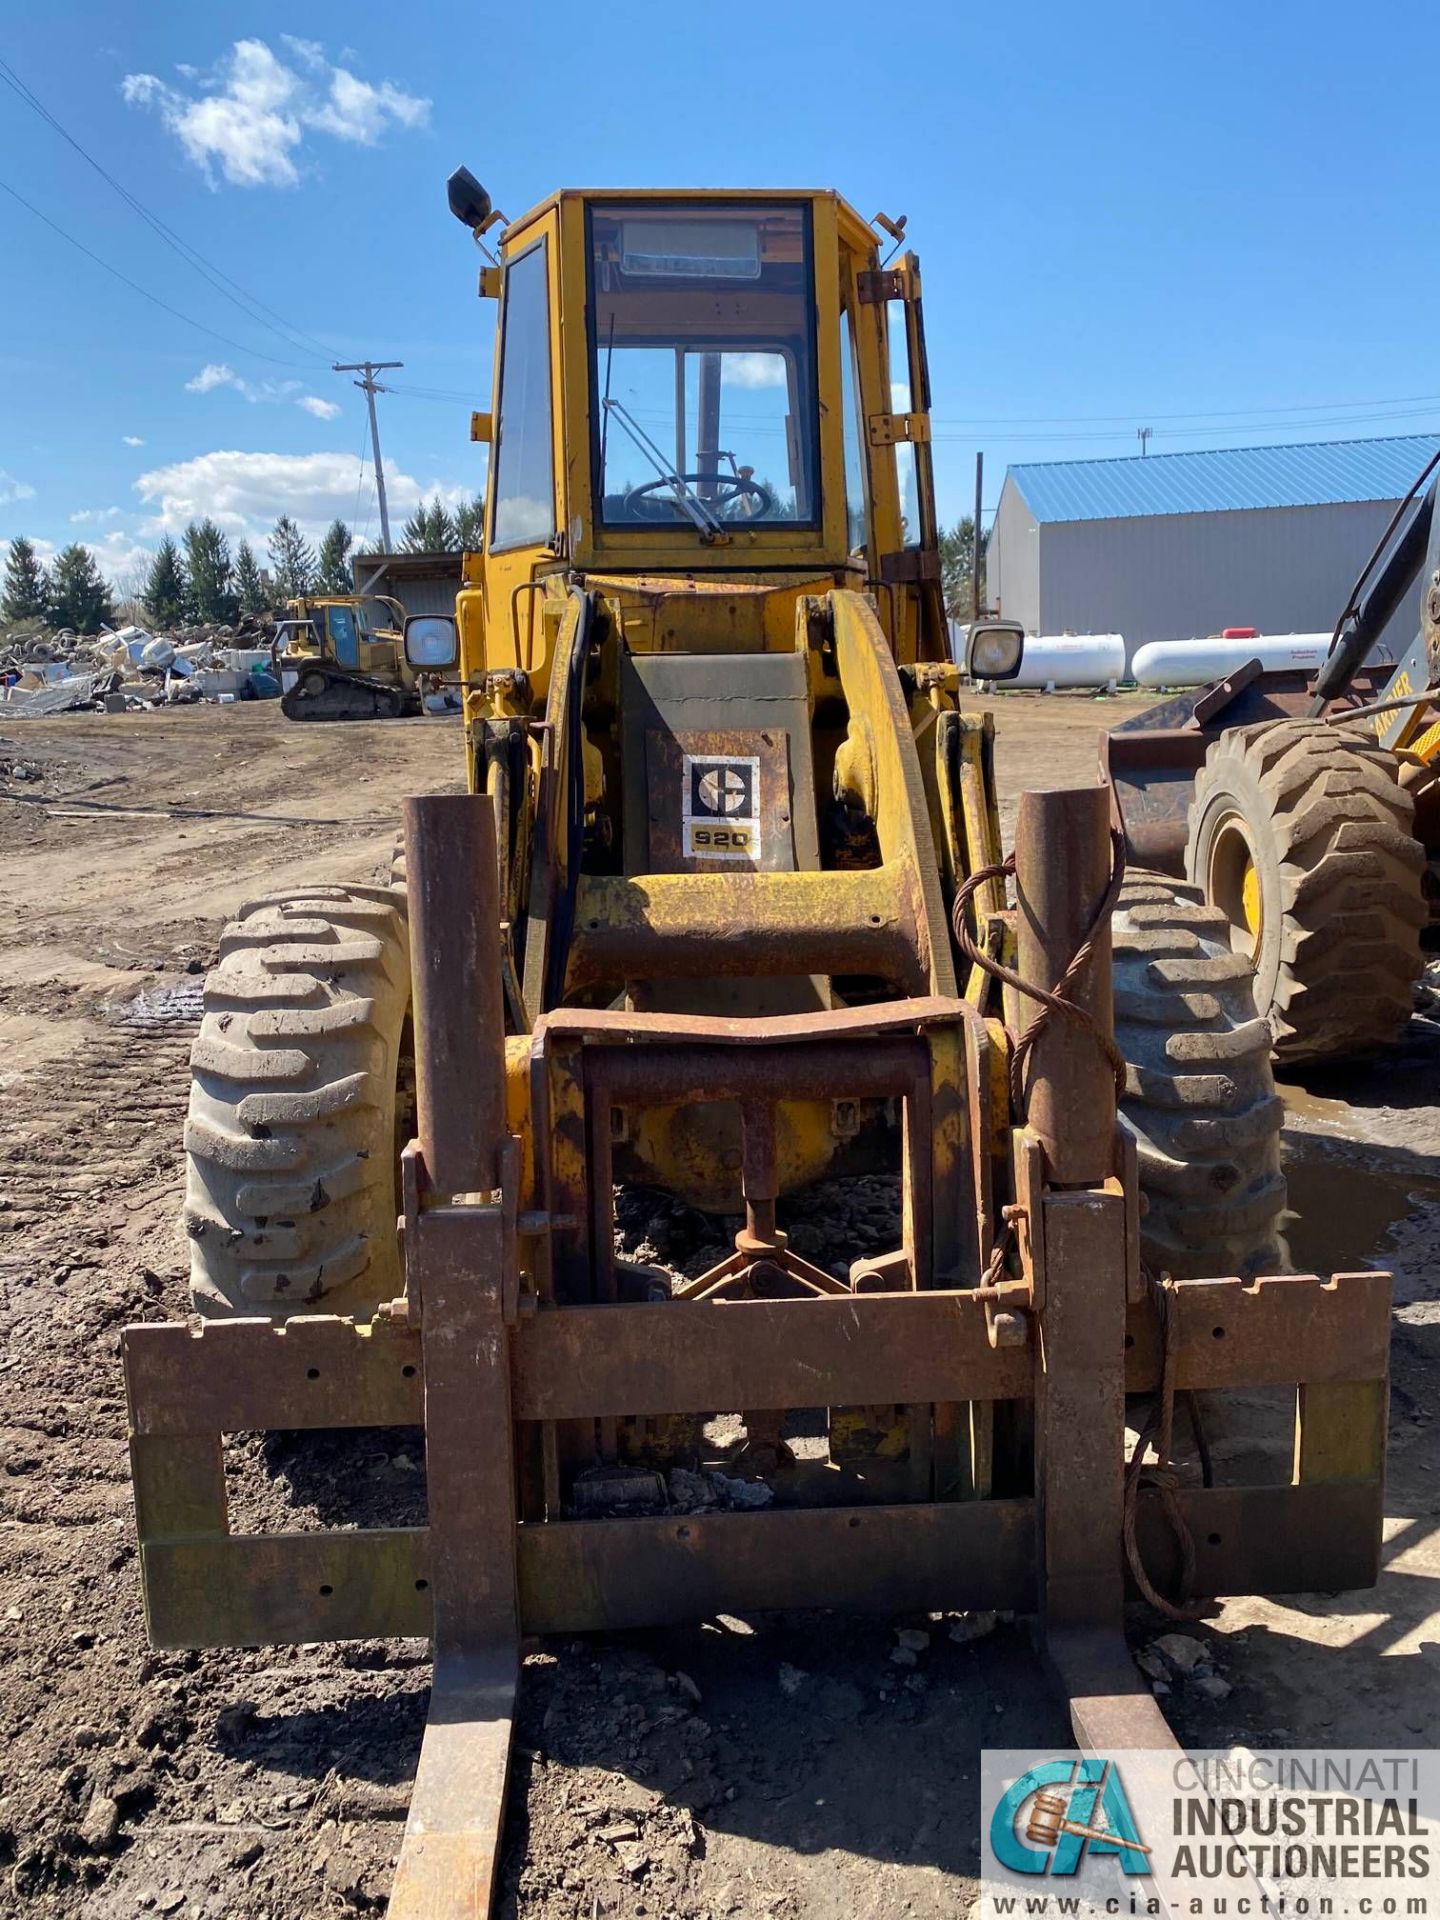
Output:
[123, 177, 1390, 1915]
[273, 591, 423, 719]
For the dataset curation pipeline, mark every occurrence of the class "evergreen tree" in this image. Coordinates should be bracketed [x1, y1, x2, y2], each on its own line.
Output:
[316, 518, 353, 593]
[183, 518, 238, 623]
[939, 516, 989, 620]
[47, 545, 115, 634]
[268, 514, 316, 598]
[401, 495, 459, 552]
[2, 536, 49, 621]
[234, 540, 266, 615]
[454, 494, 485, 551]
[400, 503, 430, 551]
[144, 537, 188, 628]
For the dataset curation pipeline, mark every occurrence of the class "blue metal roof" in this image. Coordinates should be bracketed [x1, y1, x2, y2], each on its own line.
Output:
[1007, 434, 1440, 524]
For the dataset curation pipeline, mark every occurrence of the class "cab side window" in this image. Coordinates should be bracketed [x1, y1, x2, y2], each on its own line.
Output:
[491, 241, 556, 551]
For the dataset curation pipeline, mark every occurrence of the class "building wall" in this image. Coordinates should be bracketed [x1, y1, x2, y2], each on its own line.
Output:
[987, 480, 1040, 635]
[1036, 500, 1421, 662]
[351, 553, 463, 620]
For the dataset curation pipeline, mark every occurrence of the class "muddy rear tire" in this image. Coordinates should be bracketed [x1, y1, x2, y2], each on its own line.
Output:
[1115, 873, 1286, 1280]
[183, 884, 410, 1318]
[1187, 720, 1426, 1066]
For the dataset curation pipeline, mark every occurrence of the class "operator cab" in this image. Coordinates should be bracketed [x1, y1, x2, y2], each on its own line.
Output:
[446, 181, 948, 691]
[589, 202, 819, 533]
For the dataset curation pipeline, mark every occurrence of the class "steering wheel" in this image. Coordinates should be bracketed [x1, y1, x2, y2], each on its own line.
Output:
[625, 473, 777, 521]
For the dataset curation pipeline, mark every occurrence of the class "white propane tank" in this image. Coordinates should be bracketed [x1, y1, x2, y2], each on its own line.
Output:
[1130, 631, 1336, 688]
[1009, 633, 1126, 690]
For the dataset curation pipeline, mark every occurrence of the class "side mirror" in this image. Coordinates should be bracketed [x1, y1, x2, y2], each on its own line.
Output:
[964, 617, 1025, 683]
[447, 167, 492, 232]
[404, 614, 459, 671]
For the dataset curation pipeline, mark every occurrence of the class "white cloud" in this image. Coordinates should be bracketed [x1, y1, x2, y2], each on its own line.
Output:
[186, 364, 331, 417]
[70, 507, 124, 525]
[134, 448, 467, 547]
[186, 362, 243, 395]
[122, 435, 146, 448]
[32, 530, 157, 597]
[122, 38, 430, 189]
[0, 471, 36, 507]
[722, 353, 787, 390]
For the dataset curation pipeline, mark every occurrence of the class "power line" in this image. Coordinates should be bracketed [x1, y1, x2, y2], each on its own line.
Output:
[0, 174, 336, 370]
[929, 390, 1440, 429]
[0, 56, 336, 369]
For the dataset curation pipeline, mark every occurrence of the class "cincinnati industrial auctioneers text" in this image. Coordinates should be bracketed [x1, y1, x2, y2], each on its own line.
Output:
[1170, 1757, 1428, 1887]
[981, 1750, 1440, 1919]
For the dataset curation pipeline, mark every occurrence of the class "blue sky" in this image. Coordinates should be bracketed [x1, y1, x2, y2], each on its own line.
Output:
[3, 0, 1437, 588]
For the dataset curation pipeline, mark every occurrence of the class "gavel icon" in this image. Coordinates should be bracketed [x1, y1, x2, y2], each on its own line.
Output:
[1026, 1790, 1152, 1856]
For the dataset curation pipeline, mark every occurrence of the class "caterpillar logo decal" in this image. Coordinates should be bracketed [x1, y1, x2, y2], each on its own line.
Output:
[682, 753, 761, 860]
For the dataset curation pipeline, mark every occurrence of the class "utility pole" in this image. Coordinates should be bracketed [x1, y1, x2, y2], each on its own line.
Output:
[1137, 426, 1152, 458]
[334, 360, 403, 550]
[972, 450, 984, 623]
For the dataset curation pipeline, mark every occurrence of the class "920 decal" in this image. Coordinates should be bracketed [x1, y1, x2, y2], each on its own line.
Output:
[682, 753, 761, 860]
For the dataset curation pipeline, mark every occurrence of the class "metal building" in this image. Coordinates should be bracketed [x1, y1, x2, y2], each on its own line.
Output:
[351, 548, 464, 618]
[988, 434, 1440, 660]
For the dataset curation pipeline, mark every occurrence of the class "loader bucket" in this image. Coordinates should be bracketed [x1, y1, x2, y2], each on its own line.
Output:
[123, 789, 1391, 1916]
[1105, 660, 1391, 871]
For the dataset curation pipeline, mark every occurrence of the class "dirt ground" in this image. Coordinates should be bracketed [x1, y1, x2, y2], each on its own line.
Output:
[3, 692, 1439, 1919]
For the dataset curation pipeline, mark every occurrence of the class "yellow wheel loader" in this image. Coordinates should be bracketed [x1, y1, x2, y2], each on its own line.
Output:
[123, 176, 1389, 1915]
[273, 592, 423, 719]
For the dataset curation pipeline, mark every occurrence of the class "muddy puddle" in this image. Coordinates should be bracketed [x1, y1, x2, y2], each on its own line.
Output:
[1283, 1132, 1440, 1284]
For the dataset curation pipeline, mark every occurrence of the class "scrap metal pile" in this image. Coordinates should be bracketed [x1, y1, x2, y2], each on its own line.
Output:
[0, 619, 280, 717]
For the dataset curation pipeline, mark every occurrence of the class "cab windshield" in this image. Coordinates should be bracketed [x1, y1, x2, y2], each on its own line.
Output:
[589, 202, 819, 530]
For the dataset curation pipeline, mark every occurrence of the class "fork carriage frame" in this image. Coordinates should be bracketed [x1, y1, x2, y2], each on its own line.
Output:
[123, 787, 1390, 1917]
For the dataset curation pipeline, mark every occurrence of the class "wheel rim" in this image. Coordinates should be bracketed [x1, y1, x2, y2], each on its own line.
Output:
[1208, 813, 1262, 957]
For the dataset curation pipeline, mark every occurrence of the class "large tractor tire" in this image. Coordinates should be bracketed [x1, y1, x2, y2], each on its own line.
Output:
[1186, 720, 1426, 1066]
[183, 884, 411, 1318]
[1115, 874, 1286, 1280]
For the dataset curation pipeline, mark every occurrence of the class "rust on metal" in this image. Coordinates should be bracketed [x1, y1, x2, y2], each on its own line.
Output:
[403, 793, 506, 1197]
[511, 1290, 1031, 1419]
[1014, 786, 1116, 1186]
[388, 1650, 517, 1920]
[516, 1500, 1035, 1634]
[643, 726, 795, 873]
[567, 866, 926, 994]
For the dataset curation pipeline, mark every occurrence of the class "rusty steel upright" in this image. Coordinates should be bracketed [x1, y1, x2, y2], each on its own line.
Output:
[390, 791, 519, 1919]
[1016, 786, 1179, 1752]
[403, 792, 507, 1199]
[1013, 785, 1115, 1185]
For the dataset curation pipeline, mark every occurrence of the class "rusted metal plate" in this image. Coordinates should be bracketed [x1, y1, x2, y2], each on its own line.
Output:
[1296, 1378, 1389, 1484]
[412, 1206, 519, 1652]
[568, 866, 925, 993]
[645, 727, 796, 874]
[124, 1318, 423, 1436]
[517, 1499, 1035, 1633]
[1123, 1272, 1391, 1391]
[404, 793, 506, 1198]
[388, 1649, 517, 1920]
[1134, 1481, 1383, 1596]
[140, 1530, 430, 1647]
[539, 995, 977, 1048]
[512, 1291, 1032, 1422]
[129, 1432, 226, 1539]
[1035, 1189, 1129, 1634]
[1047, 1627, 1184, 1753]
